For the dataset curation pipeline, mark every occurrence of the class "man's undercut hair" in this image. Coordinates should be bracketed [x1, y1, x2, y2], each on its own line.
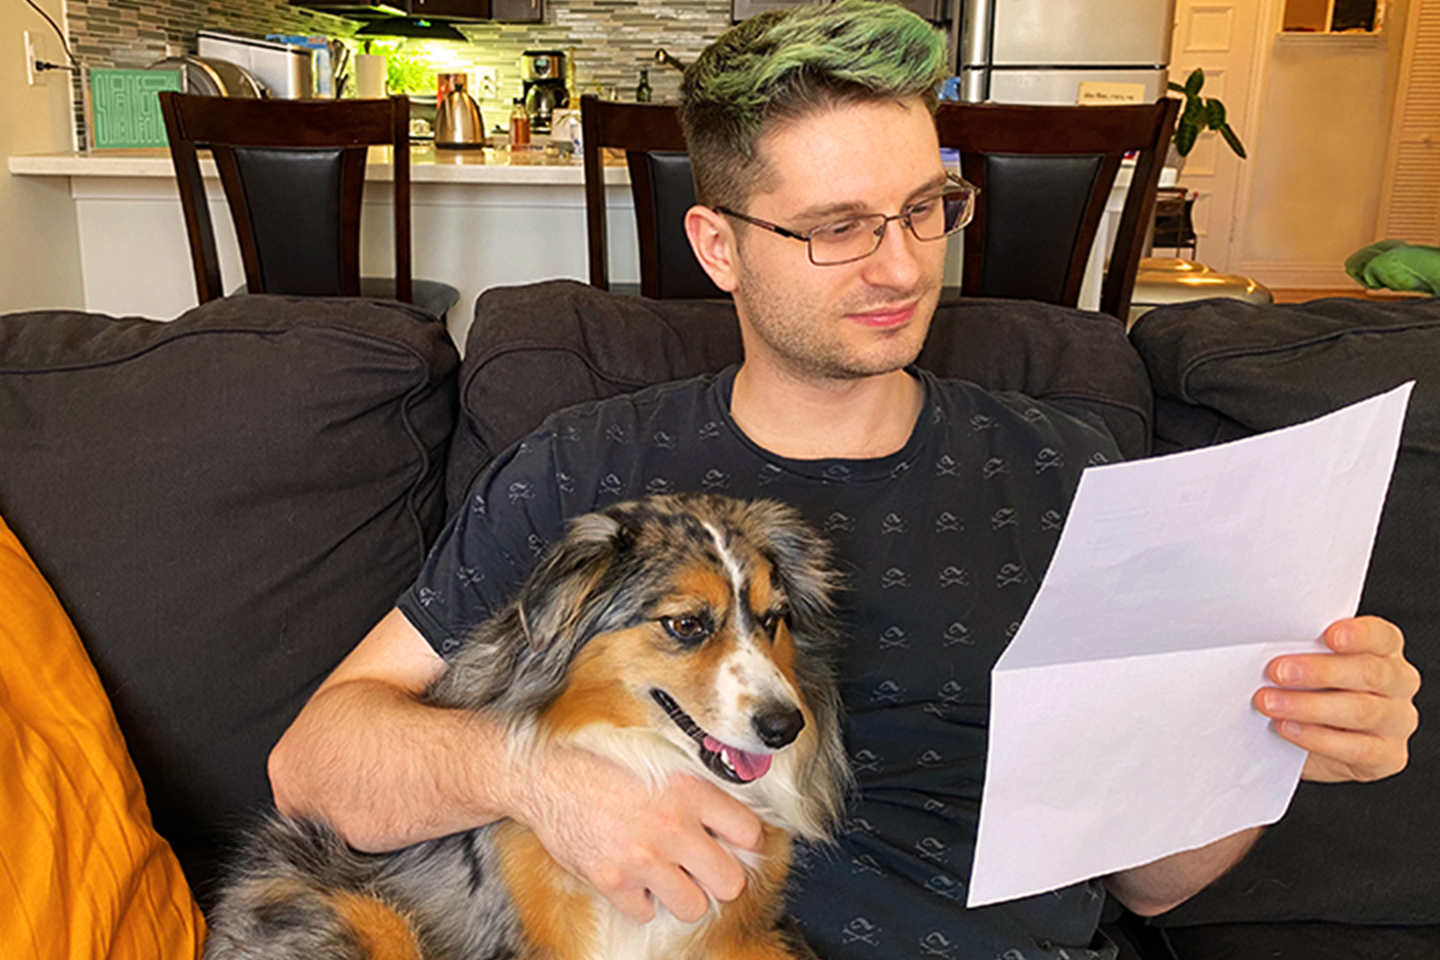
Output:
[679, 0, 948, 211]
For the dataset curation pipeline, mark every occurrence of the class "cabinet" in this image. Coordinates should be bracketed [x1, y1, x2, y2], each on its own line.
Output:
[732, 0, 947, 25]
[291, 0, 541, 23]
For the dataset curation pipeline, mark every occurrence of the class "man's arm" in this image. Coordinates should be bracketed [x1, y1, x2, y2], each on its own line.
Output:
[1105, 615, 1421, 915]
[268, 607, 764, 923]
[1104, 827, 1262, 917]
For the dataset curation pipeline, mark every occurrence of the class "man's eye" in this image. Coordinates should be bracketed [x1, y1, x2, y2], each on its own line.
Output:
[813, 218, 867, 241]
[906, 197, 942, 220]
[662, 615, 711, 643]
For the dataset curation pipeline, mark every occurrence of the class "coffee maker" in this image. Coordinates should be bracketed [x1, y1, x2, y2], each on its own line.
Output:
[521, 49, 569, 134]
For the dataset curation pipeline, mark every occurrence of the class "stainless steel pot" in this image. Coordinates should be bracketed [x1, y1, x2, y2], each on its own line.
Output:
[146, 55, 265, 98]
[435, 81, 485, 149]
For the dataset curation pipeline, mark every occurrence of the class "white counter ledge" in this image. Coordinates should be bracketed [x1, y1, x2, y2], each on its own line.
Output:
[8, 144, 631, 185]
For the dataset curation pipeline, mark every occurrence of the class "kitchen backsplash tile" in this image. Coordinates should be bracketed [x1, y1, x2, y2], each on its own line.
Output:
[66, 0, 731, 145]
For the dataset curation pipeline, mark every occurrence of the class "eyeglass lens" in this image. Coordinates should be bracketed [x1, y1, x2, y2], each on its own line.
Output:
[808, 188, 975, 265]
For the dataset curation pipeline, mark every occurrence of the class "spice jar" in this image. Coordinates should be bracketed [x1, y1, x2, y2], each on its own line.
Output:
[509, 97, 531, 148]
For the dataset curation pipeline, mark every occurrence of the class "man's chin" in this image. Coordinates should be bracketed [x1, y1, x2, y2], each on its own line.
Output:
[796, 338, 928, 382]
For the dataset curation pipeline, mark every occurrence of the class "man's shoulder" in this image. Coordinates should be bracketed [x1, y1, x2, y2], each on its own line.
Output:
[538, 370, 723, 436]
[922, 369, 1123, 457]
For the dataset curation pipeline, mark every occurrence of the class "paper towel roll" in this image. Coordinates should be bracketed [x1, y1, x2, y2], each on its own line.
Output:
[355, 55, 387, 99]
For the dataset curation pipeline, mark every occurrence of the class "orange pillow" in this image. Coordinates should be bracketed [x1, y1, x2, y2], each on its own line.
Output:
[0, 516, 206, 959]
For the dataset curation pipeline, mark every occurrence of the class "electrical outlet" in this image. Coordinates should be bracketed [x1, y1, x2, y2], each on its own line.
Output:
[25, 31, 46, 87]
[476, 66, 498, 100]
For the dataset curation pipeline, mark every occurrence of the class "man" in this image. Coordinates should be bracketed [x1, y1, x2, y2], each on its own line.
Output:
[269, 3, 1420, 956]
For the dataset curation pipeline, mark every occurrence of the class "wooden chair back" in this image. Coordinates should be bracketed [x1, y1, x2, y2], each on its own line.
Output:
[579, 95, 724, 299]
[935, 97, 1180, 321]
[158, 93, 413, 305]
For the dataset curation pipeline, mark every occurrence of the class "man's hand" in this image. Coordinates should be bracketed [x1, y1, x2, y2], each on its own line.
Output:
[1257, 616, 1420, 783]
[509, 742, 763, 924]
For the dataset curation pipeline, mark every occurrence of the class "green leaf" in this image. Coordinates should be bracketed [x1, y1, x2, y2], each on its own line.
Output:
[1205, 98, 1226, 129]
[1175, 121, 1198, 156]
[1219, 122, 1247, 159]
[1167, 81, 1187, 93]
[1181, 96, 1204, 127]
[1184, 67, 1205, 97]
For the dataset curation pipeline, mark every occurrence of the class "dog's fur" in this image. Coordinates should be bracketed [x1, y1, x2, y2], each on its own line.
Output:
[203, 494, 850, 960]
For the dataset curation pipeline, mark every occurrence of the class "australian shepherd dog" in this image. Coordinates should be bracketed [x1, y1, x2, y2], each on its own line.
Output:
[203, 493, 851, 960]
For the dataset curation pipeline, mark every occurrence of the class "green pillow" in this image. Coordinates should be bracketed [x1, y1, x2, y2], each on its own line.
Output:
[1346, 239, 1440, 295]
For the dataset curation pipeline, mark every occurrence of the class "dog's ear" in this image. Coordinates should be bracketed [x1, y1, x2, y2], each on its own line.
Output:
[515, 512, 630, 652]
[746, 500, 841, 634]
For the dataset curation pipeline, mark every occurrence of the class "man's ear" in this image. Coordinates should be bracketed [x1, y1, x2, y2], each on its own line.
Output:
[685, 205, 740, 293]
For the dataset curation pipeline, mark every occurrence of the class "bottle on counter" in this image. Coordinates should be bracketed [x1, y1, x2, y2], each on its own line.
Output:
[636, 69, 652, 103]
[509, 97, 531, 148]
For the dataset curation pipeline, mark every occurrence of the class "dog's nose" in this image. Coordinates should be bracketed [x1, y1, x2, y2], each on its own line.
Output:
[752, 703, 805, 749]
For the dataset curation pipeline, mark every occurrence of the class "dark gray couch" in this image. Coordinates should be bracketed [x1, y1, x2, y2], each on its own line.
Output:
[0, 281, 1435, 959]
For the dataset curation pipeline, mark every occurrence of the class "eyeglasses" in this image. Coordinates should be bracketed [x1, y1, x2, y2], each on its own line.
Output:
[716, 173, 980, 267]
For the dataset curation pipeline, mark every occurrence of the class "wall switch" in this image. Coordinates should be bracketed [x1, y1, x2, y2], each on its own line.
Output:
[25, 31, 46, 87]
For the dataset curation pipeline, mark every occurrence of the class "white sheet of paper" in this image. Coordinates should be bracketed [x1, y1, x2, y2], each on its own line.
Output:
[967, 383, 1413, 908]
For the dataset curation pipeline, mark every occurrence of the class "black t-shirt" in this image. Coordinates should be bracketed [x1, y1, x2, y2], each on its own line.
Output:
[400, 365, 1122, 960]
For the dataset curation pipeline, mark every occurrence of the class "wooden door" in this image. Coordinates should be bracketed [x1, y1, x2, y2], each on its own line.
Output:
[1168, 0, 1266, 271]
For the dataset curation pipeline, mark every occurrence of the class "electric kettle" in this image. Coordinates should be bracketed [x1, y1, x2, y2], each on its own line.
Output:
[435, 79, 485, 149]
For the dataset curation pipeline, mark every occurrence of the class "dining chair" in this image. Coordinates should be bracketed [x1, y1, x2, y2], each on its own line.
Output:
[935, 97, 1181, 322]
[158, 92, 460, 320]
[579, 95, 726, 300]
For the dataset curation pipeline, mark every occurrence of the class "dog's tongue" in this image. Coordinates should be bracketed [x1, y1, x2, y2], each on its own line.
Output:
[703, 735, 772, 781]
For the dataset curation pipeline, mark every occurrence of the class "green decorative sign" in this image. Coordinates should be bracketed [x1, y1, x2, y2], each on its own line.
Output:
[89, 68, 181, 149]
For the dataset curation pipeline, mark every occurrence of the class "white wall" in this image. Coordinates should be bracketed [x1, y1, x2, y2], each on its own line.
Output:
[0, 0, 83, 312]
[1239, 0, 1410, 288]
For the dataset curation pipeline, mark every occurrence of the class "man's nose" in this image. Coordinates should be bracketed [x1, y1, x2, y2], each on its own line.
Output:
[862, 218, 926, 288]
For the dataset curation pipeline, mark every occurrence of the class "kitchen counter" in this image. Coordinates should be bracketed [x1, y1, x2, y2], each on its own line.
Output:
[9, 145, 643, 341]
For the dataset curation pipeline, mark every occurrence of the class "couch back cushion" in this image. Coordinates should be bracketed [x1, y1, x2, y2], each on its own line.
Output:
[0, 296, 458, 897]
[1131, 295, 1440, 925]
[451, 281, 1152, 513]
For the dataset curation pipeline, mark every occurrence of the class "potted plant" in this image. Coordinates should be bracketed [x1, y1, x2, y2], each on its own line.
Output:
[1168, 68, 1246, 163]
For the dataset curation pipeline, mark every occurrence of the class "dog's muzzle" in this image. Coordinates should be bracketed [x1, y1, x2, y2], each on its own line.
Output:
[650, 688, 801, 784]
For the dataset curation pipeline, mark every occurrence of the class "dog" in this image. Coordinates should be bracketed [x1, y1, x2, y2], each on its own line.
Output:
[203, 493, 851, 960]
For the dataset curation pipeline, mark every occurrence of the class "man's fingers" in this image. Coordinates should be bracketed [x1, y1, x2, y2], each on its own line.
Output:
[1255, 687, 1416, 738]
[1268, 650, 1419, 698]
[1260, 616, 1419, 785]
[645, 864, 712, 923]
[1282, 721, 1408, 782]
[606, 886, 658, 924]
[1325, 615, 1405, 658]
[670, 824, 748, 903]
[676, 775, 764, 852]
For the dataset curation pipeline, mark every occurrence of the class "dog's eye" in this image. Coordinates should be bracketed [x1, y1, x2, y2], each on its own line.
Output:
[761, 610, 783, 636]
[661, 615, 711, 644]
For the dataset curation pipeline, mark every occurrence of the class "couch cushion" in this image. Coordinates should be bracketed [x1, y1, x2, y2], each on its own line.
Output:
[0, 295, 458, 900]
[0, 514, 207, 960]
[1130, 295, 1440, 925]
[451, 280, 1151, 513]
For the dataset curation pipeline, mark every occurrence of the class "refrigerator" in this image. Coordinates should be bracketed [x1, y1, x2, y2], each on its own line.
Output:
[956, 0, 1176, 105]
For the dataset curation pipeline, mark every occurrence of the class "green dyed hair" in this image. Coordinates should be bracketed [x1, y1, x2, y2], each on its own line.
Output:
[679, 0, 948, 209]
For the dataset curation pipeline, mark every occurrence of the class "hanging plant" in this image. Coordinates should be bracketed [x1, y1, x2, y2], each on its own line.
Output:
[1168, 68, 1247, 159]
